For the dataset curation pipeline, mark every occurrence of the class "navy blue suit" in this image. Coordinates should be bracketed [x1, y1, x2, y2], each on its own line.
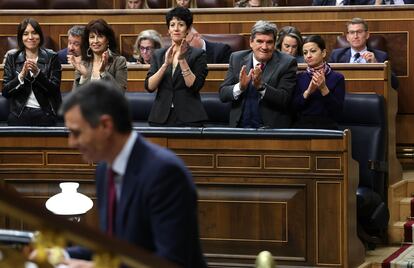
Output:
[328, 47, 399, 89]
[205, 40, 231, 64]
[69, 134, 207, 268]
[219, 50, 297, 128]
[57, 48, 68, 64]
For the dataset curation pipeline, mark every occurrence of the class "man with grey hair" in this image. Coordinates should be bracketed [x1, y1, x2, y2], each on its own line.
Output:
[57, 25, 85, 64]
[219, 20, 297, 128]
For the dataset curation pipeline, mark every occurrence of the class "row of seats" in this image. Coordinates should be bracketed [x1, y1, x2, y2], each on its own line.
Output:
[0, 33, 387, 65]
[0, 90, 389, 247]
[0, 0, 229, 9]
[0, 0, 97, 9]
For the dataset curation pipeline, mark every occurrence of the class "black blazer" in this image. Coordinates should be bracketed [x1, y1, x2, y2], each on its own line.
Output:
[145, 46, 208, 124]
[57, 47, 68, 64]
[2, 48, 62, 117]
[219, 50, 297, 128]
[205, 40, 231, 64]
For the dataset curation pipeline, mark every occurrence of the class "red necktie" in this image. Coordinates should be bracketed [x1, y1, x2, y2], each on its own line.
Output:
[107, 168, 116, 236]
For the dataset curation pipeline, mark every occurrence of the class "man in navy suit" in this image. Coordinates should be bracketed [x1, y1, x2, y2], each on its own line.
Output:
[61, 81, 207, 268]
[187, 27, 232, 64]
[329, 17, 399, 89]
[57, 25, 85, 64]
[219, 20, 297, 128]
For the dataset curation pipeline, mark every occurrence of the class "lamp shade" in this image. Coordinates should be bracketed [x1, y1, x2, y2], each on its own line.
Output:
[45, 182, 93, 216]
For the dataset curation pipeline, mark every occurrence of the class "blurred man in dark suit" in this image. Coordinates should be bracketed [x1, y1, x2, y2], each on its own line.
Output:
[61, 81, 207, 268]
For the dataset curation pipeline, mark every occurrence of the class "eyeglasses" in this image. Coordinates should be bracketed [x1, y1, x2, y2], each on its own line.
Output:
[347, 30, 366, 36]
[139, 46, 153, 52]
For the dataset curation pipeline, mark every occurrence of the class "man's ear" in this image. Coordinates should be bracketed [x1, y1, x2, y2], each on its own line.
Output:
[99, 114, 114, 135]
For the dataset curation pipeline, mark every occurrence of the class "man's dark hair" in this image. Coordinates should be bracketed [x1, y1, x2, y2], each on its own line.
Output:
[17, 18, 44, 50]
[166, 7, 193, 29]
[60, 81, 132, 133]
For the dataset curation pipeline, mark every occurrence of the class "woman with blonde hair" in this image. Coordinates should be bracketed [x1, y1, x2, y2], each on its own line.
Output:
[276, 26, 305, 63]
[125, 0, 149, 9]
[130, 29, 163, 64]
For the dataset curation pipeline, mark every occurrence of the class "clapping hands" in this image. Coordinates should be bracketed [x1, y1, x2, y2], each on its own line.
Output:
[239, 64, 264, 91]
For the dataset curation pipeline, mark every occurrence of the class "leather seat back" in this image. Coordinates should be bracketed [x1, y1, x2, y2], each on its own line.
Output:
[338, 93, 386, 199]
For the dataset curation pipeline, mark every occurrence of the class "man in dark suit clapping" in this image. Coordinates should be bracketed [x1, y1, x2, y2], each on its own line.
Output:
[219, 20, 297, 128]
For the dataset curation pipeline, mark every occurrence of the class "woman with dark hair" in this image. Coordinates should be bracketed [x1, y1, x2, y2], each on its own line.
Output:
[130, 29, 163, 64]
[2, 18, 61, 126]
[70, 18, 127, 91]
[276, 26, 304, 63]
[145, 7, 208, 127]
[292, 35, 345, 129]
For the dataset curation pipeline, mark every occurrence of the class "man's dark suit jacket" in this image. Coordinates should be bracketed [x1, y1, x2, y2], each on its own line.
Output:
[328, 47, 399, 89]
[57, 48, 68, 64]
[205, 40, 231, 64]
[68, 134, 207, 268]
[312, 0, 374, 4]
[219, 50, 297, 128]
[145, 46, 208, 125]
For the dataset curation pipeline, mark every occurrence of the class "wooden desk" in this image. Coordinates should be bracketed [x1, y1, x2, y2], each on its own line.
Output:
[0, 62, 403, 185]
[0, 127, 364, 267]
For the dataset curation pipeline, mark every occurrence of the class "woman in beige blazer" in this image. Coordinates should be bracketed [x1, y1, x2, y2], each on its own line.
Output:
[70, 19, 127, 91]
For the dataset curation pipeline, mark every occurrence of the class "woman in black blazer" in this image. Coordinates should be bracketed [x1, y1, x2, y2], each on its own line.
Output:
[145, 7, 208, 127]
[2, 18, 61, 126]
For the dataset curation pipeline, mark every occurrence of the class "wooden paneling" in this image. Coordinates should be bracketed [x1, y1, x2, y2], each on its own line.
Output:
[0, 128, 364, 267]
[316, 181, 342, 265]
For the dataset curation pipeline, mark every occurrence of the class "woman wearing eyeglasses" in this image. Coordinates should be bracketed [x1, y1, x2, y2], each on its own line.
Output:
[145, 7, 208, 127]
[70, 19, 127, 91]
[130, 30, 163, 64]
